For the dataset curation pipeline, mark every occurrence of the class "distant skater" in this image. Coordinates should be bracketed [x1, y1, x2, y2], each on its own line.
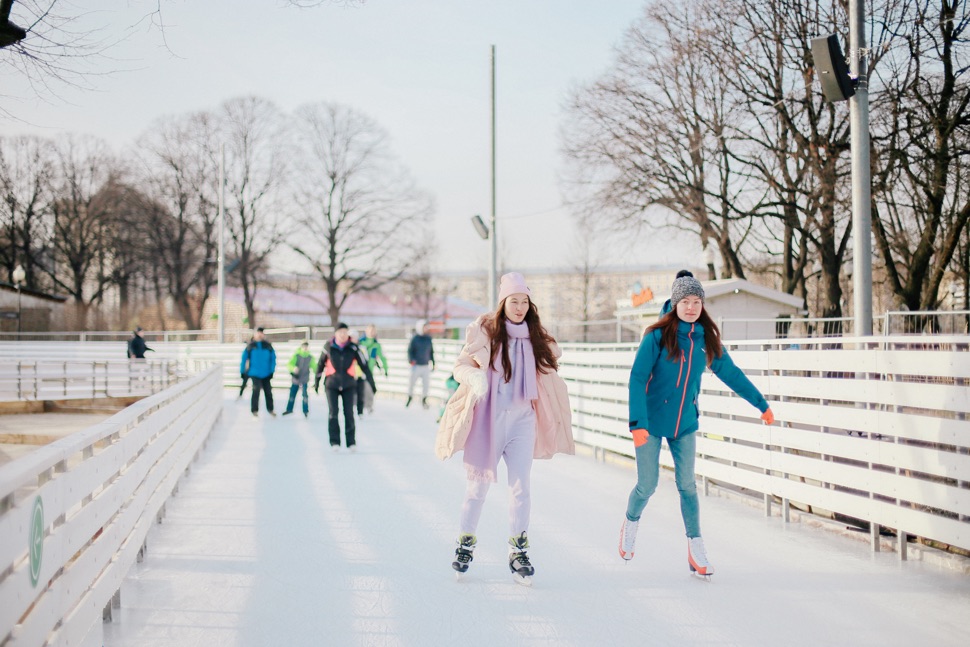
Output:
[315, 323, 375, 452]
[407, 320, 435, 408]
[127, 326, 153, 359]
[240, 327, 277, 418]
[357, 324, 388, 414]
[282, 341, 317, 417]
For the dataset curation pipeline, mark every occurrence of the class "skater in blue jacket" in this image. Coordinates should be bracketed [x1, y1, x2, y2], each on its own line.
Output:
[240, 327, 277, 418]
[619, 270, 775, 577]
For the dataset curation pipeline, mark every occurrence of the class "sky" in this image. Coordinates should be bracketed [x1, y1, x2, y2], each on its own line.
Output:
[1, 0, 697, 274]
[99, 391, 970, 646]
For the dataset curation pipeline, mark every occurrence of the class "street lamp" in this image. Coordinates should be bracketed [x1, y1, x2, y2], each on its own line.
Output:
[470, 214, 496, 308]
[12, 264, 25, 335]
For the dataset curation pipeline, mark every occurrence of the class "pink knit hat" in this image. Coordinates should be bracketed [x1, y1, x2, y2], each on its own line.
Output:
[498, 272, 531, 303]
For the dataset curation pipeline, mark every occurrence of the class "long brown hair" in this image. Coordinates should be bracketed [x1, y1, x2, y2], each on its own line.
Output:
[484, 299, 559, 382]
[645, 306, 723, 367]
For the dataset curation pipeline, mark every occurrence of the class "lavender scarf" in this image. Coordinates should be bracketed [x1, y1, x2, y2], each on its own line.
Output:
[463, 320, 538, 482]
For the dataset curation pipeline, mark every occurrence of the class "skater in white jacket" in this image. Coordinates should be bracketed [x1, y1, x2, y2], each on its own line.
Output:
[436, 272, 574, 585]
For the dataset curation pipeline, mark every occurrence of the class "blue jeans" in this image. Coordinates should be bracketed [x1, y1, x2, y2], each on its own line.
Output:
[625, 431, 700, 538]
[285, 383, 309, 414]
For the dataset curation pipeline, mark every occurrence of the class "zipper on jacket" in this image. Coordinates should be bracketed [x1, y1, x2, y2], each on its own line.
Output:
[673, 324, 696, 438]
[675, 351, 685, 388]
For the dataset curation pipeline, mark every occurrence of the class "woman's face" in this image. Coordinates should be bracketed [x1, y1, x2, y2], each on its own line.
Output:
[503, 294, 530, 324]
[335, 328, 350, 344]
[676, 296, 703, 323]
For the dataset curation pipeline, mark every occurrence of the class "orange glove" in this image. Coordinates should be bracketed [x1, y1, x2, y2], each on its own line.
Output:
[760, 408, 775, 425]
[631, 428, 649, 447]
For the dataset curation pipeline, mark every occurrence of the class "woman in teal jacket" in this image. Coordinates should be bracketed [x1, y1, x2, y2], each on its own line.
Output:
[619, 270, 775, 577]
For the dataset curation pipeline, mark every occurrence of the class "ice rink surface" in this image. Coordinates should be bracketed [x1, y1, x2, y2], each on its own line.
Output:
[103, 393, 970, 647]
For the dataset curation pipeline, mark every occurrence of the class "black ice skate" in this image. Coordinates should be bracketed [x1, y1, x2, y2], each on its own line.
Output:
[508, 532, 535, 586]
[452, 534, 476, 580]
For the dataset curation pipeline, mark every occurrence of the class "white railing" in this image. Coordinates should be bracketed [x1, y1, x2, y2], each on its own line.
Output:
[0, 366, 223, 647]
[557, 335, 970, 557]
[718, 316, 858, 340]
[0, 360, 182, 402]
[379, 334, 970, 556]
[882, 310, 970, 335]
[0, 327, 315, 344]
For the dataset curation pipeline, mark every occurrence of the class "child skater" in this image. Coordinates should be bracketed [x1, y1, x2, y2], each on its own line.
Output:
[619, 270, 775, 578]
[436, 272, 574, 585]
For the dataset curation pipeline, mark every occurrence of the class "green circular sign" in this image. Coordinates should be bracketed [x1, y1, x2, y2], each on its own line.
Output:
[29, 496, 44, 587]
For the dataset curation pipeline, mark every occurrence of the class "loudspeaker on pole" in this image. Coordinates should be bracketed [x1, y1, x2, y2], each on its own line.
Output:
[811, 34, 855, 102]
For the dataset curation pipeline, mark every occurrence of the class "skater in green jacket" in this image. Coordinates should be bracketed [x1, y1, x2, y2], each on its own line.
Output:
[358, 324, 387, 414]
[283, 342, 317, 417]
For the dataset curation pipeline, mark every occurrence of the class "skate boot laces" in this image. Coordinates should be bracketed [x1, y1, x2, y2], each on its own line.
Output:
[619, 518, 639, 559]
[453, 534, 477, 572]
[455, 533, 476, 560]
[508, 532, 534, 575]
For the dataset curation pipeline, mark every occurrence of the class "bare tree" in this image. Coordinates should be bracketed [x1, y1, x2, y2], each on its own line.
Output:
[709, 0, 860, 319]
[569, 211, 613, 342]
[0, 0, 156, 113]
[870, 0, 970, 311]
[133, 111, 220, 329]
[0, 134, 54, 290]
[289, 102, 435, 325]
[562, 2, 753, 280]
[44, 134, 120, 328]
[218, 96, 288, 328]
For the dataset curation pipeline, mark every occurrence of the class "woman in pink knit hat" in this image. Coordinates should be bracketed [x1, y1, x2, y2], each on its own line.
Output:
[436, 272, 574, 586]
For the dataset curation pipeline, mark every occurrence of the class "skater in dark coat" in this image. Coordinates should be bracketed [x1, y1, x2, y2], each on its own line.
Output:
[127, 327, 153, 359]
[619, 270, 775, 577]
[314, 323, 375, 452]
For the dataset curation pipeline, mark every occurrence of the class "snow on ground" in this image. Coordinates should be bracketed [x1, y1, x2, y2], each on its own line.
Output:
[103, 392, 970, 647]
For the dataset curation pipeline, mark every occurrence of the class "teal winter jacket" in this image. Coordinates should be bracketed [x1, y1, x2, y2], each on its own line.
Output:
[628, 320, 768, 439]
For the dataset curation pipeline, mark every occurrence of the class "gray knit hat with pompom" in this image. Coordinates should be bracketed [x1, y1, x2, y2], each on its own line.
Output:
[670, 270, 705, 305]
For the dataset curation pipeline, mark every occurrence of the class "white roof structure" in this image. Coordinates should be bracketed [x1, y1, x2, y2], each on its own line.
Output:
[615, 277, 806, 340]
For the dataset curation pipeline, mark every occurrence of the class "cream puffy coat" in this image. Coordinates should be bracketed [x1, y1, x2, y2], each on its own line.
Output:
[435, 316, 575, 461]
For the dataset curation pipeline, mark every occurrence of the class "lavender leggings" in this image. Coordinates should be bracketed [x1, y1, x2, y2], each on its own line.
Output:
[459, 405, 536, 537]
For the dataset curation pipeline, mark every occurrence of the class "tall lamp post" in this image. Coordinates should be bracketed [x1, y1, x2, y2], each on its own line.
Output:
[467, 45, 499, 308]
[470, 214, 493, 307]
[12, 264, 25, 335]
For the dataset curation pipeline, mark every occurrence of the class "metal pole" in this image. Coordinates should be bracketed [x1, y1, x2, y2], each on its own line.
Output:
[489, 44, 498, 308]
[218, 144, 226, 343]
[850, 0, 873, 336]
[16, 284, 21, 335]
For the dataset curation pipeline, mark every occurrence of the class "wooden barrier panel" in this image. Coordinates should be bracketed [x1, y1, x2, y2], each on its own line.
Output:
[0, 367, 222, 646]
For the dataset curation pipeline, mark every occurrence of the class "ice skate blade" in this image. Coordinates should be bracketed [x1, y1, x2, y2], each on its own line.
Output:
[690, 571, 713, 582]
[512, 573, 533, 587]
[454, 571, 466, 582]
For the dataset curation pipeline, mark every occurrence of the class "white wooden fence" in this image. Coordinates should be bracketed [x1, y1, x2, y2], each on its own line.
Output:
[0, 366, 223, 646]
[2, 335, 967, 562]
[552, 335, 970, 558]
[373, 335, 970, 557]
[0, 360, 181, 402]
